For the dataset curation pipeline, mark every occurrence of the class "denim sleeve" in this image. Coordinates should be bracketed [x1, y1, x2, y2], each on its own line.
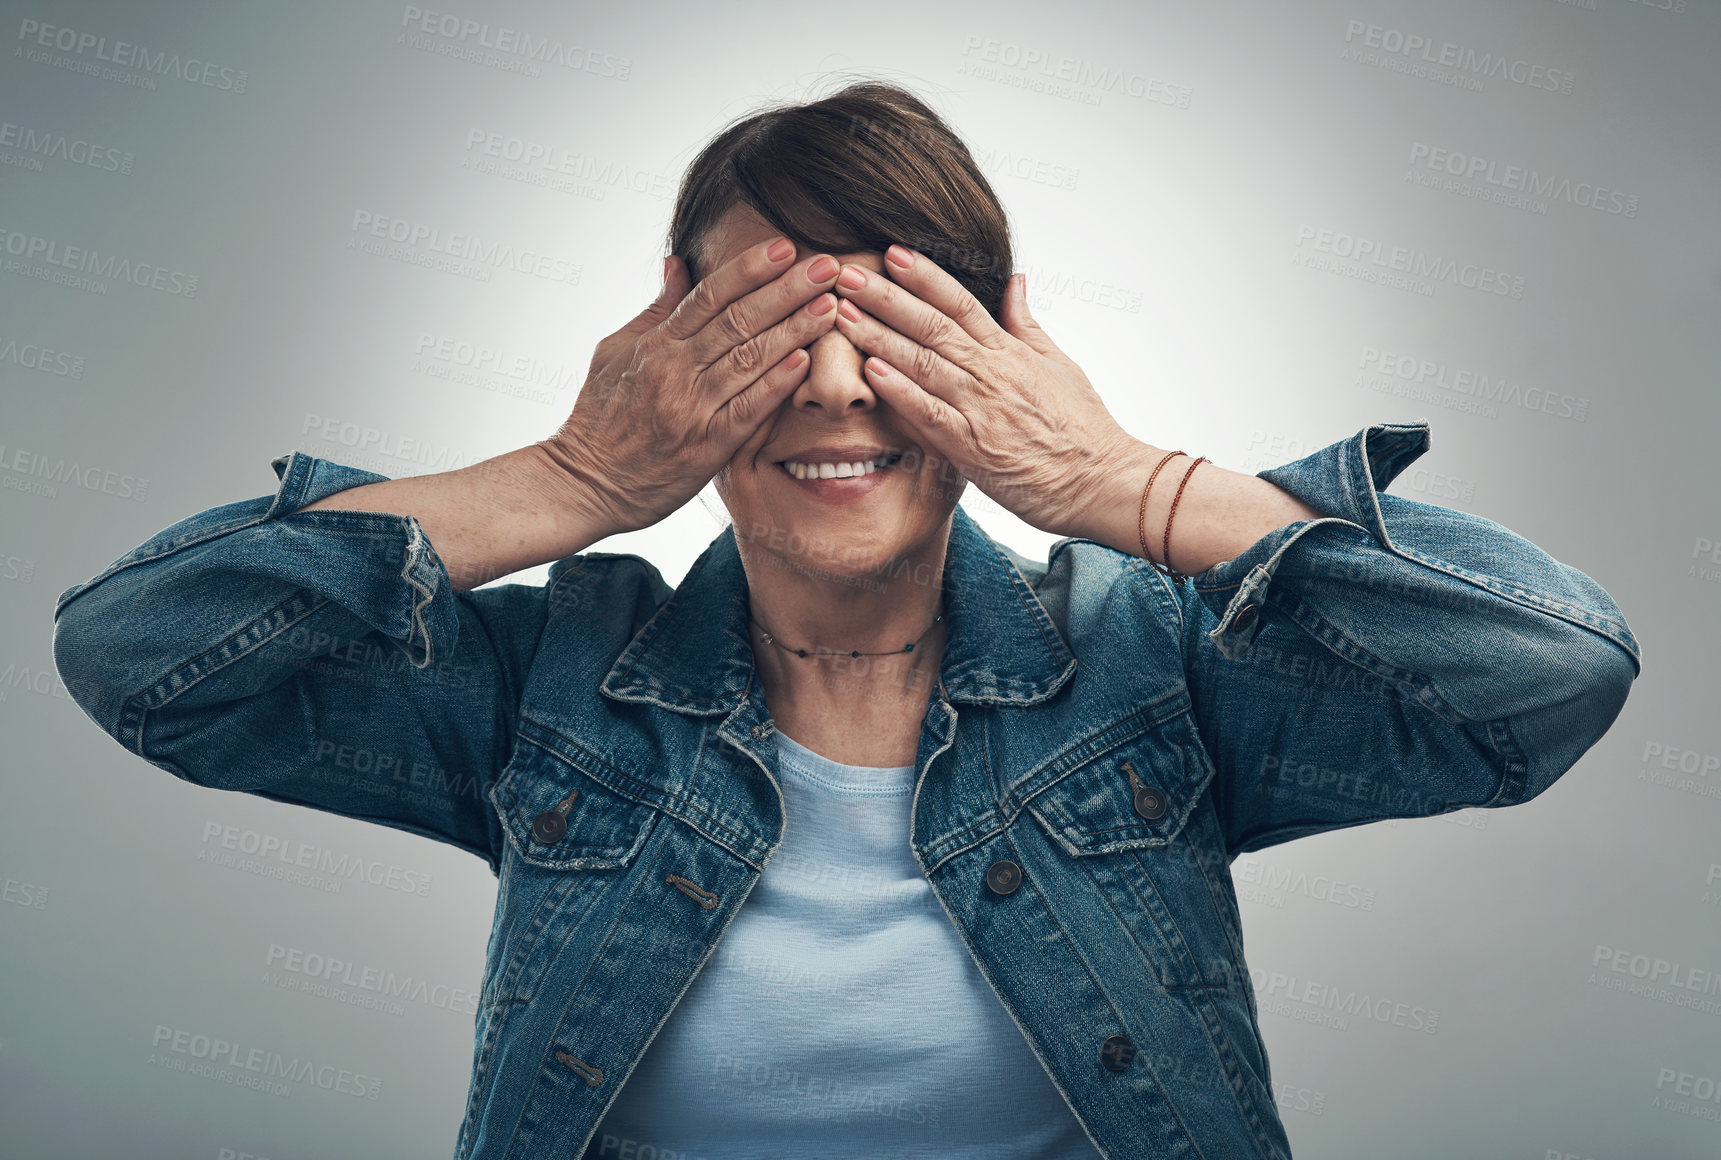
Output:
[1177, 420, 1641, 858]
[51, 450, 552, 875]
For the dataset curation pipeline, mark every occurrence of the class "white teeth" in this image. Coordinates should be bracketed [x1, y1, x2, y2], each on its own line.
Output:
[782, 454, 899, 480]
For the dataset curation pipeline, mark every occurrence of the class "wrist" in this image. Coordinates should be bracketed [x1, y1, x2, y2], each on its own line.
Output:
[1067, 431, 1328, 577]
[522, 439, 629, 547]
[1067, 436, 1170, 559]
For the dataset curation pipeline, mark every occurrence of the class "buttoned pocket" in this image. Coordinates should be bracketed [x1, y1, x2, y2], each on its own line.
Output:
[489, 726, 662, 871]
[1023, 709, 1215, 856]
[481, 723, 664, 1011]
[1021, 709, 1241, 990]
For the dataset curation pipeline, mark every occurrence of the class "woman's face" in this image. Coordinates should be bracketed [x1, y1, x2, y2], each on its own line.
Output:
[704, 204, 964, 582]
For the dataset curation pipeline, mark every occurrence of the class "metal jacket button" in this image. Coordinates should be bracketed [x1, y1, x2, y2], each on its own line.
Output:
[1132, 785, 1167, 821]
[1231, 602, 1259, 633]
[985, 859, 1022, 895]
[1099, 1034, 1137, 1071]
[531, 789, 579, 844]
[531, 810, 568, 843]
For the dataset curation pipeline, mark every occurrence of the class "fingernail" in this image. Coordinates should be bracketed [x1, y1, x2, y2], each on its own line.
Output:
[662, 255, 672, 286]
[808, 294, 835, 316]
[807, 256, 838, 282]
[838, 299, 863, 322]
[837, 266, 867, 291]
[886, 245, 915, 269]
[766, 237, 794, 261]
[866, 356, 891, 377]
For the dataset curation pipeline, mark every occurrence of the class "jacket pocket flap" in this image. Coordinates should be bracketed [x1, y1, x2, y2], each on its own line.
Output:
[1024, 710, 1215, 856]
[490, 733, 660, 870]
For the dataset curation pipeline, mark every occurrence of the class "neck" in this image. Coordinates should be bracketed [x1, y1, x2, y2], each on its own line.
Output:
[736, 517, 951, 706]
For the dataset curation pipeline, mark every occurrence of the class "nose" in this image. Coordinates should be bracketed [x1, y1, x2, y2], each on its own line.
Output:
[791, 327, 877, 413]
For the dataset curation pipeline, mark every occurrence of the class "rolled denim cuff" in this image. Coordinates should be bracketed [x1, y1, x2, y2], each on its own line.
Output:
[263, 450, 455, 669]
[54, 450, 456, 678]
[1191, 421, 1431, 660]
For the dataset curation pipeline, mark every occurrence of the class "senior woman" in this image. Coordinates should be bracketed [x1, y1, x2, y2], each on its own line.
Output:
[53, 83, 1639, 1159]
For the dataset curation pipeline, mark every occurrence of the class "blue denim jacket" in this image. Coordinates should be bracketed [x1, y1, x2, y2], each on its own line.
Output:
[52, 419, 1640, 1159]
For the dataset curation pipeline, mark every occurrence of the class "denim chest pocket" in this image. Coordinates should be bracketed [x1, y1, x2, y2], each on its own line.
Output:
[481, 731, 663, 1011]
[490, 731, 661, 871]
[1022, 710, 1242, 990]
[1024, 709, 1214, 854]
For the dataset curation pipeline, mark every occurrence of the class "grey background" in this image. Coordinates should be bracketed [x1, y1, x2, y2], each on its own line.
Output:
[3, 1, 1717, 1157]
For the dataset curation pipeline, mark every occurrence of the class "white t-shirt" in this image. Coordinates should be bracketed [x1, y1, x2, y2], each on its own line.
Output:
[586, 728, 1100, 1159]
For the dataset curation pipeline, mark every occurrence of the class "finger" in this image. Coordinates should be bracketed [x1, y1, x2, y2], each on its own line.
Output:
[832, 299, 977, 407]
[999, 272, 1061, 358]
[705, 292, 839, 396]
[661, 236, 790, 340]
[686, 252, 841, 369]
[661, 234, 823, 344]
[827, 259, 992, 370]
[662, 254, 692, 308]
[858, 354, 974, 464]
[838, 244, 1010, 352]
[708, 347, 813, 449]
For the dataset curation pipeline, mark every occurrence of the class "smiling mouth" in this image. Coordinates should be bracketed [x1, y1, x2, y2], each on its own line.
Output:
[776, 453, 903, 480]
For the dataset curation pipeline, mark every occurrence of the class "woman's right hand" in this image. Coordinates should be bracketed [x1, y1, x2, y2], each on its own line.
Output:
[539, 237, 842, 537]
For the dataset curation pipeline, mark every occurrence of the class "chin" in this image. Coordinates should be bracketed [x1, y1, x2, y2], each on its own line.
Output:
[719, 450, 960, 574]
[756, 510, 905, 574]
[726, 498, 951, 586]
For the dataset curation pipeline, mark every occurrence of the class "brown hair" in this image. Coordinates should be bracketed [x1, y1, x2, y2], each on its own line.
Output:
[668, 80, 1013, 319]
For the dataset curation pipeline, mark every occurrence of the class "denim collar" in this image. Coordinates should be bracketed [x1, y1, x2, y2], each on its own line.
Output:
[600, 505, 1076, 713]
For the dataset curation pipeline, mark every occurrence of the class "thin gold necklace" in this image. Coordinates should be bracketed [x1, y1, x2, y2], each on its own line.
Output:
[749, 607, 944, 659]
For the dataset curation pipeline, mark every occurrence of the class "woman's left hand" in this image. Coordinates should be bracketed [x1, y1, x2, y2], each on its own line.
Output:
[830, 244, 1145, 540]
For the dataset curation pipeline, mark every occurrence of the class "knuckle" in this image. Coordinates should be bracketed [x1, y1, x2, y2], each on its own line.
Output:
[726, 386, 758, 426]
[923, 313, 961, 350]
[689, 279, 724, 315]
[633, 335, 666, 370]
[636, 348, 673, 387]
[714, 306, 752, 349]
[728, 336, 763, 375]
